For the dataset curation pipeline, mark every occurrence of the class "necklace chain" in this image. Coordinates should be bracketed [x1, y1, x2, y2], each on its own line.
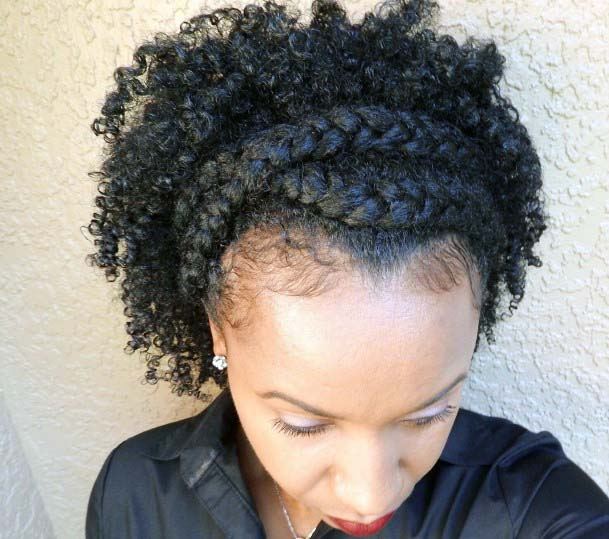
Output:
[272, 480, 319, 539]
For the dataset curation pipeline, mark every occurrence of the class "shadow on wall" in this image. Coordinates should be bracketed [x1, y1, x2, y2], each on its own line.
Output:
[1, 391, 56, 538]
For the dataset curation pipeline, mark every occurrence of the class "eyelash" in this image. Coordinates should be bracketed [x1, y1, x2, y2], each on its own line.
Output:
[271, 405, 457, 438]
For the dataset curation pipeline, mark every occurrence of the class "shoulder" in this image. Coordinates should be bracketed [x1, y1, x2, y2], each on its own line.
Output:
[85, 410, 210, 538]
[443, 407, 583, 468]
[446, 408, 609, 537]
[88, 407, 210, 487]
[441, 407, 540, 465]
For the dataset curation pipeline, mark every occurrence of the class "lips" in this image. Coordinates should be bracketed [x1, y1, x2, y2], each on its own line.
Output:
[328, 510, 396, 536]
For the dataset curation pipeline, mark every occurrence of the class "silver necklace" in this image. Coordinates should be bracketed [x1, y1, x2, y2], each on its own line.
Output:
[273, 480, 319, 539]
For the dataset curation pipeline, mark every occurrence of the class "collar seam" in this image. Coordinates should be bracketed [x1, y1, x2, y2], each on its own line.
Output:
[183, 444, 222, 487]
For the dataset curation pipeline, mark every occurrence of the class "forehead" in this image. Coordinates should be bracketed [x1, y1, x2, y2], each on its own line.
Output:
[230, 270, 478, 406]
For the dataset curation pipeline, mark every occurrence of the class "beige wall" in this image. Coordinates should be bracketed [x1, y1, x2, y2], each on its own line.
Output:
[1, 0, 608, 537]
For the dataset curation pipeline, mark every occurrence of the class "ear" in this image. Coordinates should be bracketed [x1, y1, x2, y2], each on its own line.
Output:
[207, 315, 227, 356]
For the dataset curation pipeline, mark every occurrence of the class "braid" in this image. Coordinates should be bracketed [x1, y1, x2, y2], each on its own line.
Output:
[85, 0, 548, 400]
[175, 104, 500, 299]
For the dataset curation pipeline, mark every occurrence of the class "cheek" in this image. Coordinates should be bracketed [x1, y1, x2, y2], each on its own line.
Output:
[233, 389, 321, 466]
[406, 418, 458, 479]
[239, 408, 327, 495]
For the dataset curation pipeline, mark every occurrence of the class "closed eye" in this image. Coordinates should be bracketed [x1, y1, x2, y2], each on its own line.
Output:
[271, 404, 457, 438]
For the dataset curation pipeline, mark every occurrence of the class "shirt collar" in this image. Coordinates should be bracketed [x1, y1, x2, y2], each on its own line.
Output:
[137, 386, 248, 484]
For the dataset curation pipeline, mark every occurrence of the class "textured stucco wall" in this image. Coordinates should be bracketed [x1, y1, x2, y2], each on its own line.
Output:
[0, 1, 608, 538]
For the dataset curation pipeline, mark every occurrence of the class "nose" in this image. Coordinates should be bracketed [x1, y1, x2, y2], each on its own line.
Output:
[332, 431, 405, 520]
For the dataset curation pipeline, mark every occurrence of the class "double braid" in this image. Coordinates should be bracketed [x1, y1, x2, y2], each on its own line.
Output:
[175, 104, 500, 300]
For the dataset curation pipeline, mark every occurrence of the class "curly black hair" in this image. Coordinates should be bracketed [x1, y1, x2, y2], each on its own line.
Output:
[85, 0, 548, 401]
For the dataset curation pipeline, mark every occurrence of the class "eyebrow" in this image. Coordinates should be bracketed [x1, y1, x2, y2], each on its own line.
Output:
[258, 371, 469, 420]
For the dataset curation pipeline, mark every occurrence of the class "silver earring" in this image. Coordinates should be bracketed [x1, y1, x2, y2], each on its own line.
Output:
[212, 354, 228, 370]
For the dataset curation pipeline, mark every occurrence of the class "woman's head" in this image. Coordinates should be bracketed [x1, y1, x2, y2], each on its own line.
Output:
[86, 0, 547, 403]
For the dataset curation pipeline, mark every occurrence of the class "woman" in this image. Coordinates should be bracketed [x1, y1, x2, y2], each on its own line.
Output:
[84, 0, 609, 537]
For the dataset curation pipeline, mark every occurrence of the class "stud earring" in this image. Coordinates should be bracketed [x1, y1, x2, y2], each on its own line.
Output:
[212, 354, 228, 370]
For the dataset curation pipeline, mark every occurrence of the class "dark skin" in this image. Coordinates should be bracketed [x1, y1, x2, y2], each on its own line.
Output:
[208, 263, 481, 538]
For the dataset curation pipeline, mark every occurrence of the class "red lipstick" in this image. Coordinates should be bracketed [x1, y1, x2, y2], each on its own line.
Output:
[328, 510, 396, 536]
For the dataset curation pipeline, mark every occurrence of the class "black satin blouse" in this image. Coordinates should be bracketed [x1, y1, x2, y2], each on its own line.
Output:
[86, 387, 609, 538]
